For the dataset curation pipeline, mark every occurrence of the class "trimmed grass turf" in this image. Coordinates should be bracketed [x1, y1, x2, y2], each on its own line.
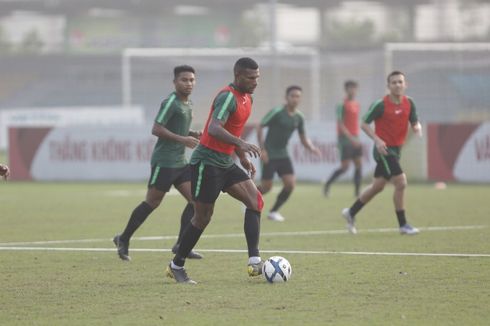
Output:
[0, 182, 489, 325]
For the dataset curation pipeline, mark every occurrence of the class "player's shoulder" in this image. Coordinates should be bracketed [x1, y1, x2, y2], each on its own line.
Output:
[160, 92, 178, 107]
[294, 109, 305, 120]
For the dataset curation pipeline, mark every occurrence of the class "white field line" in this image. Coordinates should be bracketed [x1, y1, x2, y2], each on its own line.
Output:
[0, 225, 486, 247]
[0, 246, 489, 258]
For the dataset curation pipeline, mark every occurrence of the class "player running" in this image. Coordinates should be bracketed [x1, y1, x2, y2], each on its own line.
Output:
[113, 65, 203, 261]
[342, 71, 422, 235]
[166, 57, 262, 284]
[257, 86, 320, 222]
[323, 80, 363, 197]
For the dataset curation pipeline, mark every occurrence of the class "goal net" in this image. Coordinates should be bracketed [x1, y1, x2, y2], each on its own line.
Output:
[384, 42, 490, 122]
[121, 48, 320, 124]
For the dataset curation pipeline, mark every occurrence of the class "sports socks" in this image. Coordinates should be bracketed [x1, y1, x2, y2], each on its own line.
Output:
[270, 188, 292, 212]
[244, 209, 261, 257]
[120, 201, 154, 242]
[396, 210, 407, 227]
[176, 203, 194, 245]
[325, 168, 345, 187]
[349, 199, 365, 218]
[173, 223, 203, 267]
[354, 167, 362, 196]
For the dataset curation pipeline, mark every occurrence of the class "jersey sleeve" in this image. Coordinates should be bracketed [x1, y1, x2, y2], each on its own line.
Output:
[212, 91, 237, 123]
[363, 99, 384, 123]
[408, 97, 419, 124]
[336, 104, 344, 122]
[154, 93, 177, 126]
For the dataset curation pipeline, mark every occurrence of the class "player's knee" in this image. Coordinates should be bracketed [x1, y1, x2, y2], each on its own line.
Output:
[284, 183, 295, 192]
[251, 191, 264, 212]
[146, 198, 162, 209]
[395, 179, 407, 191]
[192, 206, 213, 229]
[372, 183, 385, 193]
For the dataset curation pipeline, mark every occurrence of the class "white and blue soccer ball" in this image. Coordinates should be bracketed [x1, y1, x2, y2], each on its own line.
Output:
[262, 256, 292, 283]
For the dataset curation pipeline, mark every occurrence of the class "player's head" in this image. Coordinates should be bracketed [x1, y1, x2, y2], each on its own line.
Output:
[233, 57, 259, 94]
[344, 80, 358, 99]
[173, 65, 196, 97]
[387, 71, 407, 97]
[285, 85, 302, 108]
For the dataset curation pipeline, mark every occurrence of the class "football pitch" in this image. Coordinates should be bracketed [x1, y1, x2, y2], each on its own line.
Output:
[0, 182, 489, 325]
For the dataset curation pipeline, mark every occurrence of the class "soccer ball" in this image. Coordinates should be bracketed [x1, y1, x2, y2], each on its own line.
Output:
[262, 256, 292, 283]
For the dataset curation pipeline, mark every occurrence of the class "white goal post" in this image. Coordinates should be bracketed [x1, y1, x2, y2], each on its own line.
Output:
[121, 47, 321, 119]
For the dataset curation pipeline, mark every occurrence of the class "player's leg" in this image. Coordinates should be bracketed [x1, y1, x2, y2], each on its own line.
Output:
[173, 179, 203, 259]
[353, 155, 362, 197]
[256, 160, 274, 194]
[224, 166, 263, 276]
[167, 163, 223, 283]
[391, 169, 419, 235]
[114, 166, 167, 261]
[324, 143, 351, 196]
[268, 158, 294, 222]
[341, 159, 388, 234]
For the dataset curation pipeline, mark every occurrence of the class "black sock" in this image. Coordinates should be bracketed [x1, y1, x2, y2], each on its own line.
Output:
[244, 209, 261, 257]
[173, 223, 203, 267]
[354, 167, 362, 196]
[396, 210, 407, 227]
[270, 188, 292, 212]
[349, 199, 365, 218]
[326, 168, 345, 187]
[120, 201, 154, 242]
[176, 203, 194, 245]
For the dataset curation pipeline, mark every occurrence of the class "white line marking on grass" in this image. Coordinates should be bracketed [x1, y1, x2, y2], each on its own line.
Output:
[0, 246, 489, 258]
[0, 225, 486, 247]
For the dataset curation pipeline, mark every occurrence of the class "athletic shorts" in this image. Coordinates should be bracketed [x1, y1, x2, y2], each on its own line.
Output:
[339, 141, 362, 161]
[191, 162, 250, 204]
[374, 155, 403, 180]
[261, 157, 294, 180]
[147, 165, 191, 192]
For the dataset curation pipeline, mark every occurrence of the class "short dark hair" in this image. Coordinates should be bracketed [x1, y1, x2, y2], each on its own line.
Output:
[387, 70, 405, 83]
[174, 65, 195, 79]
[344, 80, 358, 90]
[286, 85, 302, 95]
[234, 57, 259, 75]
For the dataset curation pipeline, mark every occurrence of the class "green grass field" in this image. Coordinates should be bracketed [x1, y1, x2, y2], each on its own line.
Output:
[1, 182, 489, 325]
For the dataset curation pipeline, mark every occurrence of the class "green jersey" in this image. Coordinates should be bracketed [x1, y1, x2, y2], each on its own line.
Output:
[150, 92, 193, 168]
[261, 106, 305, 159]
[190, 88, 238, 168]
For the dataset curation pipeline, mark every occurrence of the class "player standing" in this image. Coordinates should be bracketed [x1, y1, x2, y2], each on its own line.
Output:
[166, 57, 262, 284]
[257, 86, 320, 222]
[113, 65, 202, 261]
[342, 71, 422, 235]
[323, 80, 362, 197]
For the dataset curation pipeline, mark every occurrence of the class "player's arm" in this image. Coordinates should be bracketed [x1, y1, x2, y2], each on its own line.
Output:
[362, 100, 387, 155]
[152, 98, 198, 148]
[188, 129, 202, 139]
[299, 133, 320, 156]
[408, 98, 422, 137]
[207, 91, 260, 158]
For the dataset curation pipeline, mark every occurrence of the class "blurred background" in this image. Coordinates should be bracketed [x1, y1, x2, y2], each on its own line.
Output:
[1, 0, 489, 182]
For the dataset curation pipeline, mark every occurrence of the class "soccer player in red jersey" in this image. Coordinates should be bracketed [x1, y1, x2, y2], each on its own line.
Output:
[166, 58, 262, 284]
[342, 71, 422, 235]
[324, 80, 363, 197]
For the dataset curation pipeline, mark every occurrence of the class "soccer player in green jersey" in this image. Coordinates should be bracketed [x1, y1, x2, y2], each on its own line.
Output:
[324, 80, 363, 197]
[257, 86, 320, 222]
[113, 65, 203, 261]
[342, 71, 422, 235]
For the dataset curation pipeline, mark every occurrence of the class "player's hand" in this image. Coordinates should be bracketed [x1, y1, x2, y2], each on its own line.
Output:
[413, 122, 423, 138]
[240, 158, 256, 179]
[182, 136, 200, 149]
[351, 138, 362, 148]
[260, 149, 269, 164]
[375, 138, 388, 156]
[237, 140, 261, 158]
[310, 146, 321, 156]
[189, 130, 203, 139]
[0, 164, 10, 180]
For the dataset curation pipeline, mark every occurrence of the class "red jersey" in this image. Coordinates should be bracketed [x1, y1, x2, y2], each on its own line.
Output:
[363, 95, 418, 147]
[336, 99, 360, 136]
[200, 84, 252, 155]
